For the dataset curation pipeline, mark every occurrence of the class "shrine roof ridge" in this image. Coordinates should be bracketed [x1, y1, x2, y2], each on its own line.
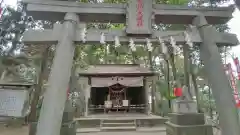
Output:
[78, 64, 156, 77]
[23, 0, 233, 24]
[0, 82, 34, 88]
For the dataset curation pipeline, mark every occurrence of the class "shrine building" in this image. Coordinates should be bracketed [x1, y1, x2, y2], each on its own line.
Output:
[78, 64, 155, 116]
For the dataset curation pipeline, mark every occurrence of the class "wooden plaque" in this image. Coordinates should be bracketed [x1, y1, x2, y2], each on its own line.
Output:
[0, 89, 29, 117]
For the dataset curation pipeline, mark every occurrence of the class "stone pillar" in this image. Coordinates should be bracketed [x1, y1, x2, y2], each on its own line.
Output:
[84, 85, 90, 116]
[152, 76, 157, 114]
[193, 15, 240, 135]
[85, 95, 88, 116]
[60, 67, 77, 135]
[183, 45, 191, 97]
[144, 77, 150, 114]
[36, 13, 78, 135]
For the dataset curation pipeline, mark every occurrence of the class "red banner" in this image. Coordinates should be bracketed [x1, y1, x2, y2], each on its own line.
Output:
[233, 57, 240, 80]
[226, 63, 240, 107]
[227, 64, 237, 92]
[137, 0, 143, 27]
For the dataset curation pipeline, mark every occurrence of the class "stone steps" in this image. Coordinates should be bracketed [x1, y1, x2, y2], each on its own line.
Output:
[101, 126, 136, 131]
[100, 119, 136, 131]
[136, 127, 166, 132]
[102, 122, 135, 127]
[76, 128, 101, 133]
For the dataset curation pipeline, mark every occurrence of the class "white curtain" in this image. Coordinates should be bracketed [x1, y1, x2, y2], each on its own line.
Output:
[91, 77, 143, 87]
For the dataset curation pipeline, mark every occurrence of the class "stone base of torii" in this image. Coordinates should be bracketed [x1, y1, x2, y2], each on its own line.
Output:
[22, 0, 240, 135]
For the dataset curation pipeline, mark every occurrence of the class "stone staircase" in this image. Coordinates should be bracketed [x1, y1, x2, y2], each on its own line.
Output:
[100, 119, 136, 131]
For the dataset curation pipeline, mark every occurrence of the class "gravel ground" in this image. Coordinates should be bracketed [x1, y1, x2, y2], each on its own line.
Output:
[0, 126, 28, 135]
[0, 126, 221, 135]
[79, 131, 166, 135]
[0, 126, 167, 135]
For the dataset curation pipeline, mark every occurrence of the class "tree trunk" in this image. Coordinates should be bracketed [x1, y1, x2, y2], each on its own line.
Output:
[169, 53, 177, 82]
[166, 60, 171, 108]
[148, 51, 156, 113]
[183, 45, 193, 99]
[28, 48, 49, 123]
[131, 51, 136, 64]
[191, 70, 201, 112]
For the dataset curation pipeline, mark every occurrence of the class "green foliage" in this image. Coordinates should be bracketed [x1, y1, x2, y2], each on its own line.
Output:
[0, 2, 40, 82]
[2, 0, 232, 117]
[156, 80, 178, 100]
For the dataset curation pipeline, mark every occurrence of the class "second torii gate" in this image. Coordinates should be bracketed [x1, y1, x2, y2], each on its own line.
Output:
[22, 0, 240, 135]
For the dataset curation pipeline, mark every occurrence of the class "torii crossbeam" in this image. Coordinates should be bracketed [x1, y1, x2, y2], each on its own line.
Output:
[23, 23, 238, 46]
[22, 0, 240, 135]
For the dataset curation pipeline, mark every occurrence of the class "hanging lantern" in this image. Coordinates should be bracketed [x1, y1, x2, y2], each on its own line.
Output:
[100, 33, 106, 44]
[129, 38, 136, 52]
[174, 87, 182, 97]
[114, 36, 121, 47]
[81, 27, 87, 43]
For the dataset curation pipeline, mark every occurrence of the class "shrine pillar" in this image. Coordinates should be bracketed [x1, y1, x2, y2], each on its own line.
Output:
[151, 76, 157, 114]
[193, 15, 240, 135]
[36, 13, 78, 135]
[144, 77, 151, 114]
[144, 77, 148, 114]
[84, 84, 91, 116]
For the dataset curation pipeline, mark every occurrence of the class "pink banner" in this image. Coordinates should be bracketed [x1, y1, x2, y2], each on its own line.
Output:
[137, 0, 143, 27]
[233, 57, 240, 80]
[226, 63, 240, 107]
[227, 64, 237, 92]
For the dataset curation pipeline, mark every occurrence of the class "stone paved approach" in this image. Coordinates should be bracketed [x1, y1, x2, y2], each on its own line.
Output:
[79, 131, 166, 135]
[0, 125, 221, 135]
[0, 125, 167, 135]
[0, 126, 28, 135]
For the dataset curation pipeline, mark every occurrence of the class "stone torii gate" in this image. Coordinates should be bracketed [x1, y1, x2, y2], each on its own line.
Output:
[22, 0, 240, 135]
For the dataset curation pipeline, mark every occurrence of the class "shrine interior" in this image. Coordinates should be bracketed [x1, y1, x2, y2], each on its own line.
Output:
[90, 86, 146, 113]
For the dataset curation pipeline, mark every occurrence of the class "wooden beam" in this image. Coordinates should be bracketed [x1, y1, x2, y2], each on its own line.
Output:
[22, 25, 239, 46]
[153, 4, 234, 24]
[23, 29, 58, 44]
[23, 0, 233, 24]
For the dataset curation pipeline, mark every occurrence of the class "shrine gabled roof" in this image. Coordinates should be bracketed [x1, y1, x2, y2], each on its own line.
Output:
[78, 64, 155, 77]
[0, 80, 34, 88]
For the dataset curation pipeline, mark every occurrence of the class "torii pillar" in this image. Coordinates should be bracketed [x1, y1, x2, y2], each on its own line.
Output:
[36, 13, 78, 135]
[193, 15, 240, 135]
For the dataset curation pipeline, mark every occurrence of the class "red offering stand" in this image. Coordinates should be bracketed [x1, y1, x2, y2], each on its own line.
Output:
[174, 87, 182, 97]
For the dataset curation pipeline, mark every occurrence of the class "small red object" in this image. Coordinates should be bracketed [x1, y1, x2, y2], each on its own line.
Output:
[0, 8, 2, 19]
[174, 87, 182, 97]
[236, 101, 240, 108]
[67, 87, 70, 97]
